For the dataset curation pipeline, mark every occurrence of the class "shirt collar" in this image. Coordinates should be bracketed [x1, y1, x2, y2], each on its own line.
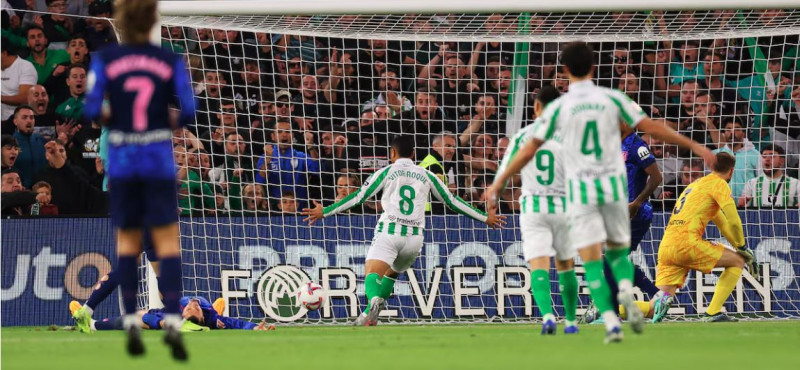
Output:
[395, 158, 413, 166]
[569, 79, 595, 90]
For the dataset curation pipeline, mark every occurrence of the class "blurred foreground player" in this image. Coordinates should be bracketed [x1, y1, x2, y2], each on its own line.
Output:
[83, 0, 196, 360]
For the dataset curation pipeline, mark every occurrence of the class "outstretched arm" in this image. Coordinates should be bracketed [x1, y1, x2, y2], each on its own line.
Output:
[486, 137, 543, 210]
[427, 171, 505, 229]
[301, 166, 391, 224]
[637, 118, 716, 168]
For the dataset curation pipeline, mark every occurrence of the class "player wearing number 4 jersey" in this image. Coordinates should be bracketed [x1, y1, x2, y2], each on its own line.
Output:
[302, 136, 505, 326]
[488, 41, 715, 344]
[497, 86, 580, 335]
[83, 0, 196, 360]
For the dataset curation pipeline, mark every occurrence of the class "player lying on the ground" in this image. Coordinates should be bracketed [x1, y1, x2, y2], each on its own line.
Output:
[626, 152, 760, 323]
[496, 86, 580, 335]
[487, 41, 715, 344]
[302, 135, 505, 326]
[72, 296, 274, 332]
[71, 232, 164, 332]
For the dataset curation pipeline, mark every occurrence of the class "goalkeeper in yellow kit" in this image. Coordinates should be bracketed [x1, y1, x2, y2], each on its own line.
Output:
[630, 152, 760, 323]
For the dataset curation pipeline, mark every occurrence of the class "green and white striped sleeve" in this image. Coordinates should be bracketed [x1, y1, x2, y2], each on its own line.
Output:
[425, 171, 488, 222]
[323, 166, 391, 216]
[607, 89, 647, 128]
[495, 128, 528, 190]
[532, 100, 562, 141]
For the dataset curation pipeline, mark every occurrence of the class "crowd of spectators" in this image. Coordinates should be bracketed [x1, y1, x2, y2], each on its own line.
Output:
[2, 3, 799, 217]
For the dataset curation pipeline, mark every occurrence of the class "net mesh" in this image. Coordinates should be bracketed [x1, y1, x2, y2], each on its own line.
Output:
[159, 11, 800, 42]
[153, 10, 800, 323]
[5, 6, 793, 323]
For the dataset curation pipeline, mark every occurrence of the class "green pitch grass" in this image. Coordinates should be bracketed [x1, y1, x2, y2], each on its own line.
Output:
[3, 321, 799, 370]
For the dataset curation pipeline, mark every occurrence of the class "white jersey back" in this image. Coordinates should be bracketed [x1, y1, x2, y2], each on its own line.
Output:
[323, 158, 486, 232]
[498, 118, 566, 213]
[533, 80, 647, 205]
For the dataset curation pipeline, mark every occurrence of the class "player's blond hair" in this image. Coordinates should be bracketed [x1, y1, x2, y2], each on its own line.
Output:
[114, 0, 157, 45]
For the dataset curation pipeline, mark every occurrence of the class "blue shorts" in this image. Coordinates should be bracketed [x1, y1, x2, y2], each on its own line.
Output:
[109, 179, 178, 229]
[630, 218, 652, 251]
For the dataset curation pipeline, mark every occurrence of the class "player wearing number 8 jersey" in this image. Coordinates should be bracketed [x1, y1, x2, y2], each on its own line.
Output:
[497, 86, 580, 335]
[488, 41, 715, 343]
[302, 136, 505, 326]
[83, 0, 196, 360]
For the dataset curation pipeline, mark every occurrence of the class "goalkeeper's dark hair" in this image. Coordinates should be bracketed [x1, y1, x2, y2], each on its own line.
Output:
[391, 135, 415, 158]
[535, 85, 561, 108]
[560, 41, 595, 78]
[712, 152, 736, 174]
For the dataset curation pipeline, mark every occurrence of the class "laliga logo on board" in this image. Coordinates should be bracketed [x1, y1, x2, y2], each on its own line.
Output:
[255, 265, 311, 322]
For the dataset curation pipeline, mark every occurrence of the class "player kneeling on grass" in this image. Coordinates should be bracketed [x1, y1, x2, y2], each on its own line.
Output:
[74, 296, 274, 332]
[629, 152, 760, 323]
[496, 85, 580, 335]
[302, 135, 505, 326]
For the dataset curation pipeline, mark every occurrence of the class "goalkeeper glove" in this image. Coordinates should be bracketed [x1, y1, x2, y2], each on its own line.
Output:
[735, 246, 761, 281]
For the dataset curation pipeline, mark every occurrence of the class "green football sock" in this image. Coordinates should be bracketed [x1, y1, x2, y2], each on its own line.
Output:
[583, 259, 615, 314]
[530, 269, 553, 316]
[606, 247, 634, 285]
[379, 276, 396, 299]
[558, 269, 579, 322]
[364, 273, 381, 313]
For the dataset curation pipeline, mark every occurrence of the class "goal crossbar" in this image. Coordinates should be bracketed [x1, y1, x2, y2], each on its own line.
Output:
[158, 1, 800, 16]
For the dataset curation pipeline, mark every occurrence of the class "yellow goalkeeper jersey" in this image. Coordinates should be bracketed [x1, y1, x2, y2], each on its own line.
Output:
[663, 173, 734, 244]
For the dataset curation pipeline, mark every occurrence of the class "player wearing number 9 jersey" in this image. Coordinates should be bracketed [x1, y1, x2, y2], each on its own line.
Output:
[496, 86, 580, 335]
[302, 136, 505, 326]
[488, 41, 715, 343]
[83, 0, 195, 361]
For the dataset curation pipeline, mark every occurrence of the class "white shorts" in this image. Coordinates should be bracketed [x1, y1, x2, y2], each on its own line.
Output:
[520, 212, 575, 261]
[366, 233, 424, 273]
[567, 200, 631, 250]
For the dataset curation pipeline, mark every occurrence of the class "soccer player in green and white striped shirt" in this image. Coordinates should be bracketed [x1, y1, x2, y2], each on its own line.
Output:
[302, 135, 505, 326]
[497, 85, 580, 335]
[739, 144, 800, 208]
[488, 42, 715, 344]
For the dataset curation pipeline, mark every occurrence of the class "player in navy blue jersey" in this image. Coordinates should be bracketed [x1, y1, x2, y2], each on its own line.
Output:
[91, 296, 275, 332]
[83, 0, 195, 360]
[583, 123, 663, 323]
[614, 123, 663, 300]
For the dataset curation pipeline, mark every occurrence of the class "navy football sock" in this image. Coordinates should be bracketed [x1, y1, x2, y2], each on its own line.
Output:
[158, 256, 183, 315]
[118, 255, 139, 315]
[633, 265, 659, 297]
[602, 256, 620, 314]
[85, 270, 119, 311]
[94, 317, 124, 331]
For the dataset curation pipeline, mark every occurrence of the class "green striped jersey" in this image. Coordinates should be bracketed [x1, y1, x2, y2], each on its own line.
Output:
[323, 158, 487, 231]
[742, 174, 800, 208]
[498, 117, 566, 213]
[533, 80, 647, 205]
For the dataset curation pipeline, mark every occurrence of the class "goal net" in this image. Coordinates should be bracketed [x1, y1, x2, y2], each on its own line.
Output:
[151, 7, 800, 322]
[150, 7, 800, 323]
